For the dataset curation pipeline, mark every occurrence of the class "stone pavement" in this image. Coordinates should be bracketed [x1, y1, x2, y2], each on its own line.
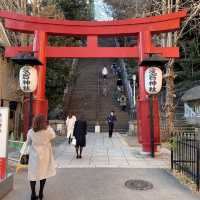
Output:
[4, 132, 200, 200]
[54, 132, 170, 168]
[4, 169, 200, 200]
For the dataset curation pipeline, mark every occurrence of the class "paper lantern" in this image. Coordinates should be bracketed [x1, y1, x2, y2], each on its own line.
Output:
[145, 67, 162, 95]
[19, 66, 38, 93]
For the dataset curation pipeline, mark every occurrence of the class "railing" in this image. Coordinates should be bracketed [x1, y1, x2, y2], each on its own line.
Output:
[171, 131, 200, 191]
[96, 71, 101, 122]
[63, 58, 79, 112]
[114, 38, 134, 118]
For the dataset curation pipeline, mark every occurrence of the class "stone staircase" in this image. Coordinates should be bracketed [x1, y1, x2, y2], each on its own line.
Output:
[64, 58, 129, 132]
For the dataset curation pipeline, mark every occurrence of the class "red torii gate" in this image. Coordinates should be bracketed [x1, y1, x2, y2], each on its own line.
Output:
[0, 10, 186, 153]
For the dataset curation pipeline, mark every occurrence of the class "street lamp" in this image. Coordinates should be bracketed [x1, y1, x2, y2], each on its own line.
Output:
[12, 52, 42, 129]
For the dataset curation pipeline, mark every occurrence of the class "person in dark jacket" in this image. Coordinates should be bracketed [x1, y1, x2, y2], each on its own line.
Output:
[107, 111, 117, 138]
[73, 114, 87, 159]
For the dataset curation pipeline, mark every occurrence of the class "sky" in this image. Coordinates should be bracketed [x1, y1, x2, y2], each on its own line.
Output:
[27, 0, 113, 21]
[94, 0, 113, 21]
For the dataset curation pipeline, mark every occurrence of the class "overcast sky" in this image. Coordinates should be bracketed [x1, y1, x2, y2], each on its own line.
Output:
[94, 0, 113, 21]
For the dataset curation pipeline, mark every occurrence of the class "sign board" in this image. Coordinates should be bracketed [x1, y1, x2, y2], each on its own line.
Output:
[95, 125, 100, 133]
[0, 107, 9, 158]
[0, 107, 9, 179]
[56, 124, 62, 131]
[19, 66, 38, 93]
[145, 67, 162, 94]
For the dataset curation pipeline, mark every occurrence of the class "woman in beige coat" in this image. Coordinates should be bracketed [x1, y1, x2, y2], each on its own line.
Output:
[27, 114, 56, 200]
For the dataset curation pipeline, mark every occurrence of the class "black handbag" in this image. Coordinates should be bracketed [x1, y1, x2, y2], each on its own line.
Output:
[20, 154, 29, 165]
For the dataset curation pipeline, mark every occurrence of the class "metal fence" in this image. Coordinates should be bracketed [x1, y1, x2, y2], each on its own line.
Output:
[171, 132, 200, 191]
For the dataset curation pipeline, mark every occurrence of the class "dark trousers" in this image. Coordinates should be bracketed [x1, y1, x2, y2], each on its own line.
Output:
[108, 123, 114, 138]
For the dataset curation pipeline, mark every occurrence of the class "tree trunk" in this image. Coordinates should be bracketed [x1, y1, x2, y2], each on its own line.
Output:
[165, 0, 180, 136]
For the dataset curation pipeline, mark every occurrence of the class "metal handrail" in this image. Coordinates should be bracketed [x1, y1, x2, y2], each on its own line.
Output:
[114, 38, 134, 118]
[96, 71, 101, 122]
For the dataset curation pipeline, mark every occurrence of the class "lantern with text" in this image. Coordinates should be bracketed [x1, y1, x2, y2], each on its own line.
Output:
[12, 53, 42, 133]
[19, 66, 38, 93]
[145, 67, 162, 95]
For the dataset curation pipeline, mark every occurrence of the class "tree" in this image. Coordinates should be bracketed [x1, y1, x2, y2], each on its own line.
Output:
[103, 0, 151, 19]
[0, 0, 91, 115]
[150, 0, 200, 136]
[55, 0, 90, 20]
[103, 0, 200, 136]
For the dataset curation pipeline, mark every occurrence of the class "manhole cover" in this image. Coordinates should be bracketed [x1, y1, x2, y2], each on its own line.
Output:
[125, 179, 153, 190]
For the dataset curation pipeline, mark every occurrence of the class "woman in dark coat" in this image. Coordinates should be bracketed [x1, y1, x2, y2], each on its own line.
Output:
[73, 115, 87, 159]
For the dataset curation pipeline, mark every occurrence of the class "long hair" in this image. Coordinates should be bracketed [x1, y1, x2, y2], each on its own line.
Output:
[32, 114, 47, 132]
[68, 112, 72, 118]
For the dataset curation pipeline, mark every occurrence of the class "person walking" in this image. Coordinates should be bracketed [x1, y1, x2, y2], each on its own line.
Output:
[102, 66, 108, 80]
[27, 114, 56, 200]
[73, 114, 87, 159]
[119, 94, 127, 111]
[116, 78, 123, 91]
[107, 111, 117, 138]
[111, 63, 117, 75]
[66, 112, 76, 144]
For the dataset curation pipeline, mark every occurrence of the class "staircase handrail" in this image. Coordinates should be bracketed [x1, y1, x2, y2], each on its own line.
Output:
[96, 70, 101, 122]
[63, 58, 79, 113]
[114, 38, 134, 118]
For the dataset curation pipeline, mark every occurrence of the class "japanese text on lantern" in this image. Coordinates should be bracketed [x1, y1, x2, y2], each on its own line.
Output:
[149, 68, 157, 93]
[145, 67, 162, 95]
[22, 68, 31, 91]
[19, 66, 38, 93]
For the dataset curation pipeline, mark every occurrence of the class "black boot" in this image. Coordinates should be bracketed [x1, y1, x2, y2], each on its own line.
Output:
[38, 193, 43, 200]
[31, 195, 38, 200]
[30, 181, 38, 200]
[39, 179, 46, 200]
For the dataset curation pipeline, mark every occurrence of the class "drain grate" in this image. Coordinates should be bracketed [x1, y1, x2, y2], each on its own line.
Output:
[125, 179, 153, 191]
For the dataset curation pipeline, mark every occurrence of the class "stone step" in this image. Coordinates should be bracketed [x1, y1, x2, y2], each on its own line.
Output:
[66, 57, 129, 131]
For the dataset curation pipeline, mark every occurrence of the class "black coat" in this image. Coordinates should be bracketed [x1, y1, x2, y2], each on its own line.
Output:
[73, 120, 87, 147]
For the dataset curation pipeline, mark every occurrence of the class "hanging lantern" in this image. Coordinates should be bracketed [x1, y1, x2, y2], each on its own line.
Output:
[145, 67, 162, 95]
[19, 66, 38, 93]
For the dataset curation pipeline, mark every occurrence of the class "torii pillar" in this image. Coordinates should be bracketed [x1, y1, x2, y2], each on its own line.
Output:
[137, 31, 160, 152]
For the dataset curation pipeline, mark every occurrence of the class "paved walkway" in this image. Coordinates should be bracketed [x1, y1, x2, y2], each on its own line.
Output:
[4, 169, 200, 200]
[54, 132, 170, 168]
[4, 132, 200, 200]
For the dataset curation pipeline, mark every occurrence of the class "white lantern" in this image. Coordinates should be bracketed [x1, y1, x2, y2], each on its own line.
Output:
[19, 66, 38, 93]
[145, 67, 162, 95]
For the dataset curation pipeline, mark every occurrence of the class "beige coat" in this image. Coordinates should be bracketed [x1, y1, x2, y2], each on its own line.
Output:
[27, 126, 56, 181]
